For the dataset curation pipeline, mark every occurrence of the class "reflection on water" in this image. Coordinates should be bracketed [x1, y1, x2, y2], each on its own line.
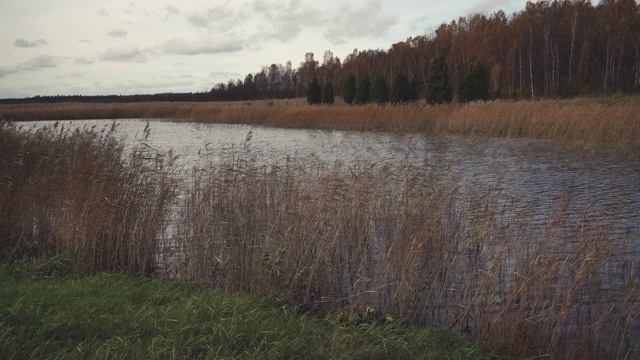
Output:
[19, 118, 640, 239]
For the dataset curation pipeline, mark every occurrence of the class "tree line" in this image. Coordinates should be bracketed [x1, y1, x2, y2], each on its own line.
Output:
[239, 0, 640, 103]
[3, 0, 638, 105]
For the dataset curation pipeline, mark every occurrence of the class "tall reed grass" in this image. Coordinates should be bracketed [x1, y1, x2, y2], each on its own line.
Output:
[2, 97, 639, 159]
[173, 144, 640, 359]
[2, 120, 639, 358]
[0, 121, 178, 274]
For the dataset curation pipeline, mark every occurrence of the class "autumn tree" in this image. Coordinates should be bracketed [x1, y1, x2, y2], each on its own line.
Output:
[210, 0, 640, 102]
[458, 60, 491, 102]
[307, 77, 322, 105]
[354, 76, 371, 104]
[322, 82, 334, 104]
[371, 74, 389, 104]
[426, 52, 453, 104]
[342, 72, 357, 104]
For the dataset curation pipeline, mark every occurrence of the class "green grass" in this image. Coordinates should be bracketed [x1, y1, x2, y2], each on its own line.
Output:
[0, 258, 491, 359]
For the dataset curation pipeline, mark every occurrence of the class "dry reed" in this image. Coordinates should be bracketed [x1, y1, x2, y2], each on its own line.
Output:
[2, 119, 639, 358]
[172, 141, 640, 359]
[2, 97, 639, 159]
[0, 121, 179, 274]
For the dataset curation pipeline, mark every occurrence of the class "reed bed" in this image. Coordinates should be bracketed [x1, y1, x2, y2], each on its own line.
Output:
[173, 145, 640, 359]
[0, 121, 179, 274]
[2, 97, 639, 159]
[2, 120, 639, 358]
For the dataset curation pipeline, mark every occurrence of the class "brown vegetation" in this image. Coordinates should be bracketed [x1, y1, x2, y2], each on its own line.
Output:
[1, 121, 639, 358]
[0, 122, 178, 274]
[2, 97, 640, 159]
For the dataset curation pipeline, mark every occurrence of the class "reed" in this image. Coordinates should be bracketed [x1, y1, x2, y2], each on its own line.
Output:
[173, 145, 640, 359]
[2, 97, 640, 159]
[0, 121, 179, 274]
[2, 120, 639, 358]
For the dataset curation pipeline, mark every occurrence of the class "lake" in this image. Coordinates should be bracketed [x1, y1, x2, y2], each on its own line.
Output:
[18, 118, 640, 240]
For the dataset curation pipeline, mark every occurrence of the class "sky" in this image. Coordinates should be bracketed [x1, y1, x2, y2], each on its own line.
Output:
[0, 0, 531, 98]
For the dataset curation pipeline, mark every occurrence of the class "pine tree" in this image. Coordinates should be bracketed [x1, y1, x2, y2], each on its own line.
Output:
[370, 74, 389, 105]
[307, 77, 322, 105]
[342, 72, 357, 104]
[390, 73, 412, 104]
[322, 82, 334, 104]
[354, 76, 371, 104]
[426, 52, 453, 105]
[458, 60, 490, 103]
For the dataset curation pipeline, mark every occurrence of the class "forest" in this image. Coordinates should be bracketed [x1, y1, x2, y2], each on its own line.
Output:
[2, 0, 639, 104]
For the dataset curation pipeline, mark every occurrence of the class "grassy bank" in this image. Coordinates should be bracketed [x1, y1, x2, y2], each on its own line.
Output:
[2, 97, 640, 159]
[0, 258, 488, 359]
[1, 121, 639, 358]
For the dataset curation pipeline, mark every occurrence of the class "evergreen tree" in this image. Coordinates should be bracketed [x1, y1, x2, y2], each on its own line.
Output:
[425, 52, 453, 105]
[342, 72, 357, 104]
[409, 78, 421, 102]
[390, 73, 412, 104]
[307, 77, 322, 105]
[322, 82, 334, 104]
[354, 76, 371, 104]
[370, 74, 389, 105]
[458, 60, 490, 103]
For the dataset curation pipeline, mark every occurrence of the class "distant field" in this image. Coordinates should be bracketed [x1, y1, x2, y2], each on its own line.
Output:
[2, 97, 639, 159]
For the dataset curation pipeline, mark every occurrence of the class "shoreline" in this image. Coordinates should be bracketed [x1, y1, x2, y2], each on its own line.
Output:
[2, 97, 639, 160]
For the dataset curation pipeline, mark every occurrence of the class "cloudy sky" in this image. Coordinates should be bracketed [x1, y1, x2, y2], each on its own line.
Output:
[1, 0, 529, 98]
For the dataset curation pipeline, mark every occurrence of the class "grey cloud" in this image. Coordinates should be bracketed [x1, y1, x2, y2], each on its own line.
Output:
[74, 56, 94, 65]
[97, 9, 109, 16]
[21, 55, 57, 70]
[108, 30, 128, 38]
[14, 38, 48, 48]
[251, 0, 320, 42]
[0, 54, 57, 78]
[187, 14, 209, 27]
[162, 37, 243, 55]
[153, 5, 180, 20]
[165, 5, 180, 17]
[186, 5, 236, 30]
[324, 0, 398, 44]
[99, 45, 147, 63]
